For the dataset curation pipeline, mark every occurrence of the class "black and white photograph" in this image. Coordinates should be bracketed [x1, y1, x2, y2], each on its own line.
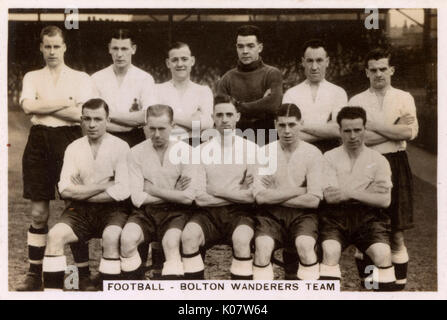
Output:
[1, 0, 443, 300]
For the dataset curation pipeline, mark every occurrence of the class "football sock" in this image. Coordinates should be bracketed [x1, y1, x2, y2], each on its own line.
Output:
[182, 251, 205, 280]
[230, 255, 253, 280]
[43, 255, 66, 291]
[121, 252, 144, 280]
[70, 241, 90, 277]
[319, 263, 341, 280]
[297, 261, 319, 280]
[392, 247, 409, 290]
[253, 263, 274, 280]
[161, 259, 184, 279]
[28, 225, 48, 275]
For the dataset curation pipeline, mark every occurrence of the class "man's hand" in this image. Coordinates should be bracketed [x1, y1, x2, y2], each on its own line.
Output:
[396, 113, 415, 125]
[324, 186, 350, 204]
[239, 170, 253, 190]
[71, 174, 83, 185]
[175, 175, 191, 191]
[143, 180, 155, 194]
[261, 175, 277, 189]
[366, 181, 390, 194]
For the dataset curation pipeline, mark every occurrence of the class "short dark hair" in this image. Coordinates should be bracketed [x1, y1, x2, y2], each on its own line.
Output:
[365, 48, 393, 68]
[336, 106, 367, 126]
[110, 28, 135, 44]
[275, 103, 302, 121]
[82, 98, 109, 116]
[167, 41, 191, 56]
[236, 25, 262, 43]
[147, 104, 173, 122]
[40, 25, 65, 43]
[213, 94, 239, 113]
[302, 39, 328, 57]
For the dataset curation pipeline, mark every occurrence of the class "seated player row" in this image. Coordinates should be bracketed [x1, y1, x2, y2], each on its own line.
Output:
[42, 97, 396, 292]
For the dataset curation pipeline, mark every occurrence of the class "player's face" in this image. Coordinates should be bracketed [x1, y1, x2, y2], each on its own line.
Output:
[40, 35, 66, 68]
[147, 114, 173, 148]
[302, 47, 329, 84]
[166, 46, 195, 81]
[81, 107, 109, 141]
[275, 116, 301, 145]
[109, 38, 136, 69]
[213, 103, 240, 135]
[236, 35, 263, 65]
[340, 118, 365, 152]
[366, 58, 394, 90]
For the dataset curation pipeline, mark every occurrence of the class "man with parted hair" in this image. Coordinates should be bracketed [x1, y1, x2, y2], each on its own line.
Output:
[181, 95, 258, 280]
[155, 41, 213, 145]
[320, 106, 396, 291]
[349, 48, 418, 290]
[92, 28, 157, 147]
[42, 98, 131, 291]
[17, 25, 95, 291]
[217, 25, 283, 144]
[119, 104, 196, 280]
[280, 39, 348, 279]
[252, 103, 324, 280]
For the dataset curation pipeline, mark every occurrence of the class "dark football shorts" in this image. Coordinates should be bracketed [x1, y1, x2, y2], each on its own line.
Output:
[109, 127, 145, 148]
[187, 204, 256, 249]
[59, 201, 129, 242]
[383, 151, 414, 231]
[319, 201, 391, 253]
[255, 205, 318, 249]
[126, 203, 191, 243]
[22, 125, 82, 201]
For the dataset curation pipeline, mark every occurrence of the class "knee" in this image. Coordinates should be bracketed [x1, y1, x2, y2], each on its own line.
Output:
[102, 226, 122, 252]
[322, 240, 341, 265]
[181, 223, 203, 252]
[46, 225, 69, 253]
[254, 236, 274, 266]
[367, 243, 392, 267]
[120, 226, 142, 257]
[295, 236, 316, 258]
[232, 225, 254, 253]
[391, 231, 405, 249]
[162, 231, 181, 252]
[31, 203, 49, 226]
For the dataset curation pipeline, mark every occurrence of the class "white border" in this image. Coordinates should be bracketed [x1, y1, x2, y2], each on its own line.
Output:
[1, 0, 445, 300]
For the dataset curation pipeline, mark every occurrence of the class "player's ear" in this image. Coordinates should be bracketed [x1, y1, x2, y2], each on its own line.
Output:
[165, 58, 170, 69]
[39, 43, 43, 54]
[301, 57, 305, 68]
[389, 66, 395, 76]
[62, 43, 67, 54]
[235, 111, 241, 123]
[258, 43, 263, 54]
[131, 44, 137, 55]
[191, 56, 196, 67]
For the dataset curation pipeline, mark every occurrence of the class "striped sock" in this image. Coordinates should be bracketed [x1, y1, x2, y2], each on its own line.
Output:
[182, 251, 205, 280]
[70, 241, 90, 277]
[354, 249, 374, 286]
[121, 252, 144, 280]
[43, 255, 66, 291]
[28, 226, 48, 275]
[230, 256, 253, 280]
[392, 247, 409, 290]
[253, 263, 274, 280]
[319, 263, 341, 280]
[99, 257, 121, 281]
[375, 265, 397, 292]
[297, 261, 319, 280]
[283, 248, 299, 280]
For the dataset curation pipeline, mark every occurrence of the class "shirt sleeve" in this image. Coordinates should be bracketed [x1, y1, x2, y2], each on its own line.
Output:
[375, 155, 393, 189]
[198, 86, 214, 130]
[140, 75, 157, 110]
[20, 72, 37, 104]
[305, 150, 325, 199]
[181, 162, 198, 202]
[127, 150, 151, 208]
[58, 144, 77, 194]
[402, 92, 419, 140]
[106, 143, 131, 201]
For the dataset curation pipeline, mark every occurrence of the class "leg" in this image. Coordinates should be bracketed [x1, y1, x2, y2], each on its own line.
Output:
[120, 222, 145, 280]
[319, 240, 342, 281]
[295, 235, 319, 280]
[181, 222, 206, 279]
[391, 230, 409, 290]
[365, 243, 396, 291]
[354, 247, 374, 284]
[43, 223, 78, 291]
[253, 235, 275, 280]
[231, 224, 254, 280]
[99, 226, 123, 283]
[161, 228, 184, 279]
[17, 200, 50, 291]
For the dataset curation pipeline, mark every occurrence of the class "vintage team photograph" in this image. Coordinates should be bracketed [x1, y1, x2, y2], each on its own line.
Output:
[5, 5, 438, 295]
